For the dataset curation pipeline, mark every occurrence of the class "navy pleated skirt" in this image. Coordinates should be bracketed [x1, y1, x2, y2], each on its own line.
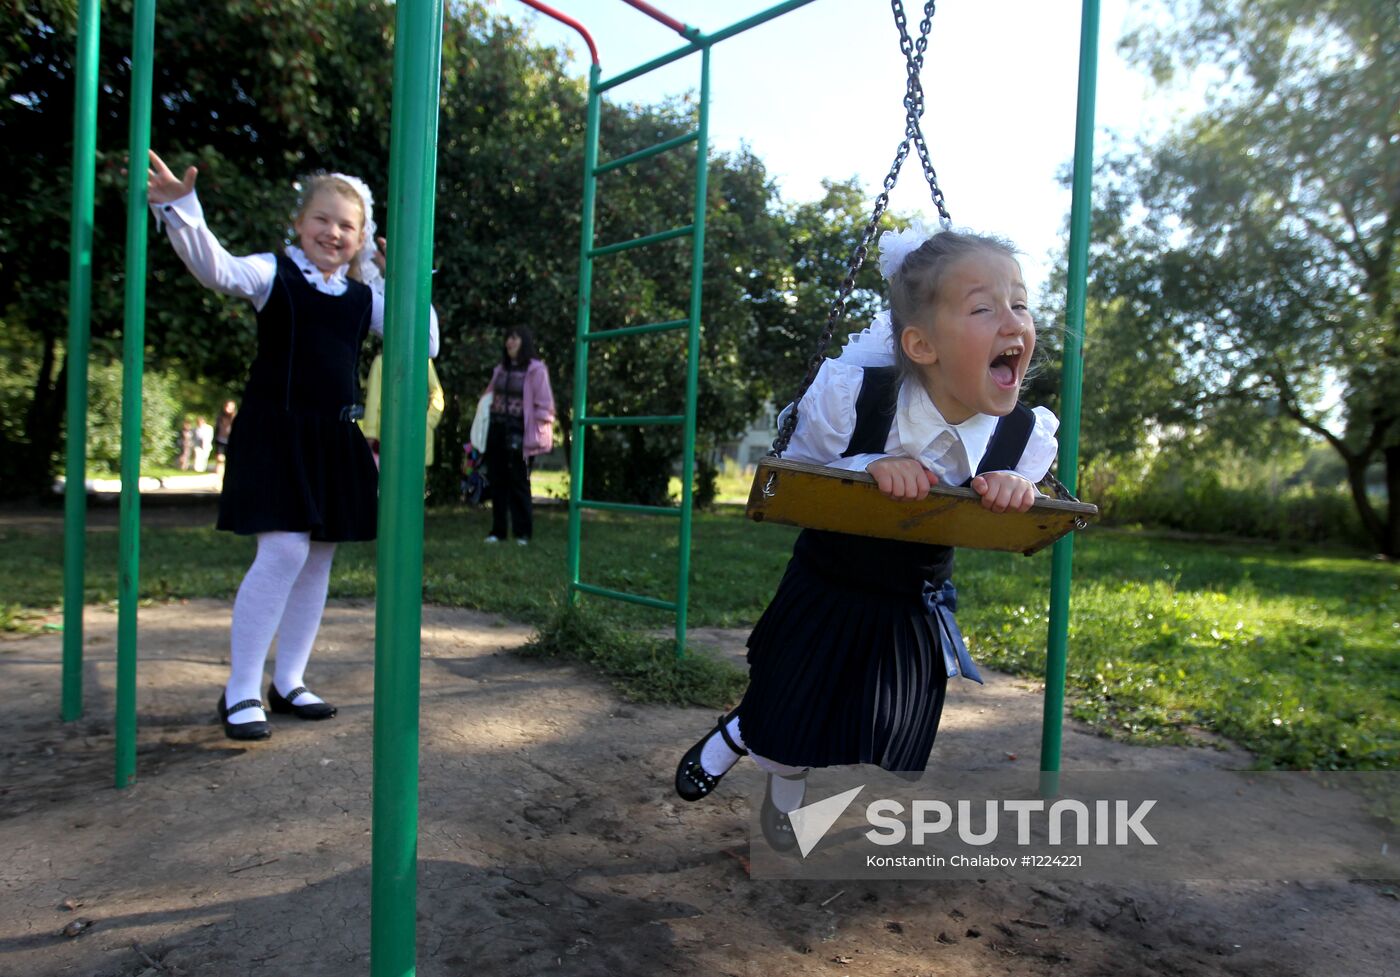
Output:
[736, 529, 956, 773]
[216, 399, 378, 542]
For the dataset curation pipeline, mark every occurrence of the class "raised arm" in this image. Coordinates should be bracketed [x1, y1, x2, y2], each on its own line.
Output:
[147, 150, 275, 306]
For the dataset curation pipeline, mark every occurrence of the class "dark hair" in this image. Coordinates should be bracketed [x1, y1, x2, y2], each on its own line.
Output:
[888, 229, 1020, 381]
[501, 326, 537, 366]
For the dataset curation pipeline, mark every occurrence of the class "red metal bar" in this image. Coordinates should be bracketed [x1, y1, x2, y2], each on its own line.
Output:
[519, 0, 599, 64]
[619, 0, 695, 38]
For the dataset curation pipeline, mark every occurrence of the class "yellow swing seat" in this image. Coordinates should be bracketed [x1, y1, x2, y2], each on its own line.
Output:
[746, 457, 1098, 556]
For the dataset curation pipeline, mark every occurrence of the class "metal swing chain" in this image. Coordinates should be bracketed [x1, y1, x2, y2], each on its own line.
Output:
[769, 0, 945, 458]
[897, 2, 950, 227]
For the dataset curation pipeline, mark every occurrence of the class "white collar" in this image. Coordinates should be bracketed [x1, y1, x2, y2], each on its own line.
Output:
[895, 379, 999, 468]
[285, 244, 349, 288]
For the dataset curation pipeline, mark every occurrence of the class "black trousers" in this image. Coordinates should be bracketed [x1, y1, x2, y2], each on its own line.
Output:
[486, 421, 533, 539]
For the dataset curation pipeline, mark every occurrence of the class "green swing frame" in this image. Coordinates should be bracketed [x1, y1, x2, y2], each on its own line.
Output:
[56, 0, 1101, 972]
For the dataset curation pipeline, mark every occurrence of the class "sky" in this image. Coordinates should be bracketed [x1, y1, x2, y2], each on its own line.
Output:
[488, 0, 1204, 297]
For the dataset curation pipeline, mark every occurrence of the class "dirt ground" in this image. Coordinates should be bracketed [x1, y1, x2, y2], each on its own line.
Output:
[1, 598, 1396, 977]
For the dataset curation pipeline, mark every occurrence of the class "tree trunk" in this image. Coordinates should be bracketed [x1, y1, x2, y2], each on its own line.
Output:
[1385, 443, 1399, 559]
[1343, 453, 1389, 557]
[11, 336, 67, 498]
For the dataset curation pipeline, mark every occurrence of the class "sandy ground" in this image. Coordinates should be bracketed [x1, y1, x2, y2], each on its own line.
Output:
[1, 600, 1396, 977]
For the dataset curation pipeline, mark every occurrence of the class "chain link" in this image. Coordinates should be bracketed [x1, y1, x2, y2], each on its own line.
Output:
[770, 0, 945, 457]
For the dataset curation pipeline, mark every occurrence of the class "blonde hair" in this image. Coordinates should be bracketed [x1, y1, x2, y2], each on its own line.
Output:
[293, 175, 368, 280]
[889, 230, 1020, 380]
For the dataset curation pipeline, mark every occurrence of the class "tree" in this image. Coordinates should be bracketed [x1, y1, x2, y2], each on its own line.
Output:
[1, 0, 396, 495]
[1090, 0, 1398, 553]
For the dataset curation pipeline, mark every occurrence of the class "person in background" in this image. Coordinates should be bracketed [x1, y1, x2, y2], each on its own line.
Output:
[193, 416, 214, 473]
[178, 419, 195, 471]
[214, 399, 237, 474]
[482, 326, 553, 545]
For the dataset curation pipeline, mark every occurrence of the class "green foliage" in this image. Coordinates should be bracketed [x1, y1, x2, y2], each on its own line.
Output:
[1, 0, 398, 494]
[81, 360, 183, 474]
[1081, 448, 1369, 547]
[1086, 0, 1400, 553]
[522, 600, 745, 708]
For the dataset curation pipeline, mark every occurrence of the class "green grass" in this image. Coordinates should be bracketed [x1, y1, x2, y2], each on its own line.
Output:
[4, 505, 1396, 770]
[527, 466, 758, 505]
[523, 601, 746, 709]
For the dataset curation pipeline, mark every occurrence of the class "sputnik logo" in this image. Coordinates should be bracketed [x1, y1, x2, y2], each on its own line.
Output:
[787, 785, 865, 857]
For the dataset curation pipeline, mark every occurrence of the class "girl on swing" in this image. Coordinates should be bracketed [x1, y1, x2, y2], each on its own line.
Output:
[147, 150, 439, 740]
[674, 224, 1059, 850]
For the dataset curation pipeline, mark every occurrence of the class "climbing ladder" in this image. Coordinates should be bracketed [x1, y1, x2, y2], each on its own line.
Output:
[566, 38, 715, 657]
[565, 3, 828, 657]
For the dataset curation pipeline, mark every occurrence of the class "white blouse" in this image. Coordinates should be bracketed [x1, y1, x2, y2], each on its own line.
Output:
[784, 357, 1060, 488]
[151, 190, 440, 359]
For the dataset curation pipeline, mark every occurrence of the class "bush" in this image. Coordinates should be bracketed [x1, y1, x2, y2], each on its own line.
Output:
[81, 360, 183, 475]
[1083, 447, 1369, 547]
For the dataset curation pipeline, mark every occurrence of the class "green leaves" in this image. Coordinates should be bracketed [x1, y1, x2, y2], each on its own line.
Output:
[1077, 0, 1399, 552]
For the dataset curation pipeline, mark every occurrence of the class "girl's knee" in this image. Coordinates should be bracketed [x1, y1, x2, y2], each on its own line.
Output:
[255, 531, 313, 574]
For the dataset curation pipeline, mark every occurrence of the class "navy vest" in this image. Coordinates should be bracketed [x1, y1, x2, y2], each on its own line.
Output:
[243, 253, 373, 419]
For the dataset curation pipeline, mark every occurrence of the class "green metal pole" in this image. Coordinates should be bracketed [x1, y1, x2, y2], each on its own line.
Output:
[369, 0, 442, 970]
[115, 0, 156, 790]
[62, 0, 101, 723]
[567, 64, 602, 603]
[1040, 0, 1099, 798]
[674, 46, 711, 657]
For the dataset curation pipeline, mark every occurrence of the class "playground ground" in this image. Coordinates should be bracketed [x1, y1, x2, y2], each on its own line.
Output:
[2, 595, 1396, 977]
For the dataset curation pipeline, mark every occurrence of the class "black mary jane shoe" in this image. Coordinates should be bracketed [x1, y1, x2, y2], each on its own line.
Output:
[218, 694, 272, 741]
[675, 711, 747, 802]
[760, 771, 808, 855]
[268, 684, 338, 720]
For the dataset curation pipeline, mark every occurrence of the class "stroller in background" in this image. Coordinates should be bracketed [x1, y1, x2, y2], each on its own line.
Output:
[460, 441, 489, 506]
[461, 390, 492, 505]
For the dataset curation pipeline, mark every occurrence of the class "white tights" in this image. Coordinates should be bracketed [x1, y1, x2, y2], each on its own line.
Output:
[224, 531, 336, 723]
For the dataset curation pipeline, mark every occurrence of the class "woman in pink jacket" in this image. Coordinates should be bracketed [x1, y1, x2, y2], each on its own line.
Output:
[483, 327, 554, 544]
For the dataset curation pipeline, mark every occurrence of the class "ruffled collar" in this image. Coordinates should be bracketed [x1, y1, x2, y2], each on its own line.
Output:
[896, 380, 998, 469]
[285, 244, 349, 292]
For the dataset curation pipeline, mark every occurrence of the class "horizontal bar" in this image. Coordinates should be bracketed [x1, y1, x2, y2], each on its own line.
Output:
[580, 414, 685, 426]
[597, 0, 821, 92]
[598, 41, 702, 92]
[584, 318, 689, 341]
[572, 581, 677, 612]
[594, 131, 699, 174]
[703, 0, 820, 48]
[578, 499, 681, 517]
[588, 224, 693, 257]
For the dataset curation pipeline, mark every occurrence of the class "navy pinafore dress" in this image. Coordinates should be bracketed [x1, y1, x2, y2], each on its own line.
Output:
[217, 254, 379, 541]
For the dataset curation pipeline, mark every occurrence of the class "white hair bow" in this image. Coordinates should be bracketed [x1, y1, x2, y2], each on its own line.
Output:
[876, 218, 934, 281]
